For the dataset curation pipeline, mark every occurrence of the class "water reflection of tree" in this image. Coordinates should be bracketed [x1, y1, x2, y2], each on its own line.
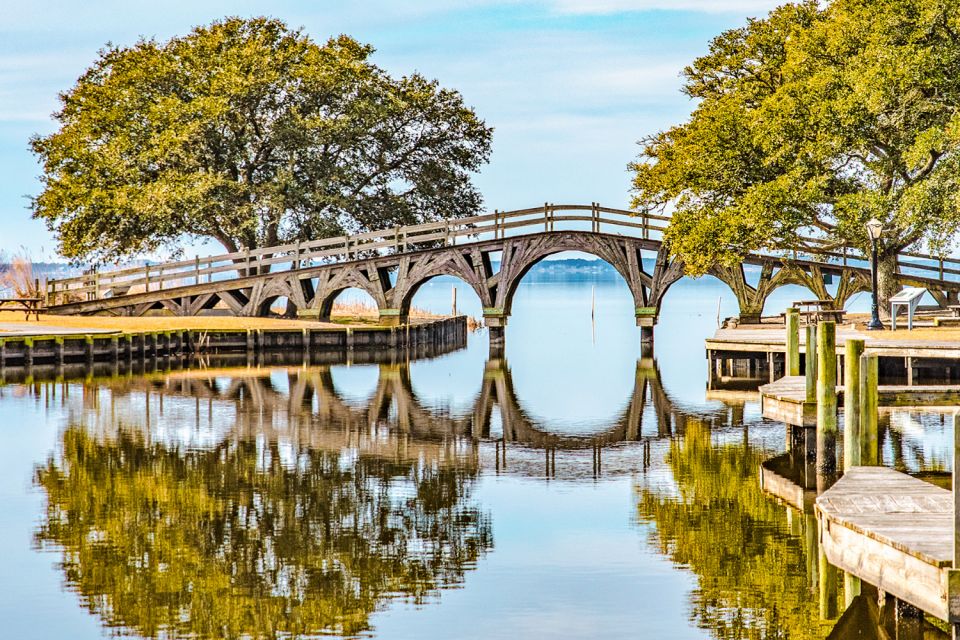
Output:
[35, 427, 492, 639]
[635, 419, 825, 640]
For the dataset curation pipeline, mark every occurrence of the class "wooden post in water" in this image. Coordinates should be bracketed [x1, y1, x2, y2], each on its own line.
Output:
[451, 286, 458, 316]
[819, 548, 838, 620]
[786, 308, 800, 377]
[843, 339, 864, 470]
[816, 321, 838, 491]
[859, 354, 879, 466]
[805, 325, 817, 403]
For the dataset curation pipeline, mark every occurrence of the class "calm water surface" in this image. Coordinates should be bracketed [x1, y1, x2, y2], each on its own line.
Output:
[0, 270, 947, 639]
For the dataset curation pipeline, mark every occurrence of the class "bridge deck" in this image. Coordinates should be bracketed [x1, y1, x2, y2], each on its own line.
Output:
[759, 375, 960, 426]
[815, 467, 954, 620]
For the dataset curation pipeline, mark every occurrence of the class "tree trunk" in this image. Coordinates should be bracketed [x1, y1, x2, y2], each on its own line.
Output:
[876, 251, 899, 320]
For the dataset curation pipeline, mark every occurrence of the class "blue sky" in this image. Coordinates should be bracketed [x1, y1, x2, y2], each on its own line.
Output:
[1, 0, 781, 262]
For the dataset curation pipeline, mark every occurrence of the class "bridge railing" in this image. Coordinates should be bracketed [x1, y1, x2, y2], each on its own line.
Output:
[44, 203, 960, 305]
[44, 204, 670, 305]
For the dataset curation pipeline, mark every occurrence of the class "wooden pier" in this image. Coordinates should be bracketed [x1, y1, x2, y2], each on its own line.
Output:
[707, 326, 960, 390]
[760, 375, 960, 426]
[815, 466, 959, 621]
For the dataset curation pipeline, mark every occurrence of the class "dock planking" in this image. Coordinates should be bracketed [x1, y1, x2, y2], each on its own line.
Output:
[816, 467, 957, 620]
[759, 375, 960, 426]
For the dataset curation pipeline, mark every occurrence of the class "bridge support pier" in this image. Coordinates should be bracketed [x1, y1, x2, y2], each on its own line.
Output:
[485, 313, 507, 356]
[636, 309, 656, 355]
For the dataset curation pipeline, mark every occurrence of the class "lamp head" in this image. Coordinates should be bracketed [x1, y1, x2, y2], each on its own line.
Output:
[866, 218, 883, 241]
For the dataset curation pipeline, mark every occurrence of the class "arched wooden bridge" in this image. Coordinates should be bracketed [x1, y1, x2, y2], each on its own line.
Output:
[45, 204, 960, 345]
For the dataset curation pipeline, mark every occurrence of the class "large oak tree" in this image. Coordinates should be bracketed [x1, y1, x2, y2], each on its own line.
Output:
[31, 17, 492, 265]
[632, 0, 960, 305]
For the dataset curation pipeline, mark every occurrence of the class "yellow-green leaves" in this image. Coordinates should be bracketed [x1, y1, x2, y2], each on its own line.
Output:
[31, 17, 492, 265]
[633, 0, 960, 270]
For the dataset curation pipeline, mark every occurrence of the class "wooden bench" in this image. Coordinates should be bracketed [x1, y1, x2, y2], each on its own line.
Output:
[890, 287, 926, 330]
[933, 316, 960, 327]
[786, 300, 847, 325]
[0, 297, 43, 321]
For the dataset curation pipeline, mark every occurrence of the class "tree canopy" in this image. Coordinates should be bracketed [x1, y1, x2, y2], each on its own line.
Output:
[31, 17, 492, 265]
[631, 0, 960, 300]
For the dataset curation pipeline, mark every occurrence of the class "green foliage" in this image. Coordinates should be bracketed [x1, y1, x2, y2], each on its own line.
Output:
[31, 17, 492, 265]
[34, 427, 492, 638]
[636, 421, 824, 640]
[632, 0, 960, 281]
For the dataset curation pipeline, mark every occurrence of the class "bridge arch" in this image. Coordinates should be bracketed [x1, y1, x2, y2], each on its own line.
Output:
[709, 262, 871, 323]
[397, 273, 486, 323]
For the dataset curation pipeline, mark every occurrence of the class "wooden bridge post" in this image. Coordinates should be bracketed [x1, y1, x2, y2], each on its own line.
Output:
[805, 325, 817, 402]
[843, 339, 865, 470]
[786, 308, 800, 376]
[859, 354, 879, 465]
[816, 320, 838, 491]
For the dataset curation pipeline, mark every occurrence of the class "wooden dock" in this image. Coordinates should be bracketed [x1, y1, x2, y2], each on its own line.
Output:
[708, 326, 960, 359]
[759, 375, 960, 426]
[815, 467, 959, 621]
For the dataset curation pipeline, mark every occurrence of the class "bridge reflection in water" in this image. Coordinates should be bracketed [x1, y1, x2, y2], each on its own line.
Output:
[28, 353, 753, 640]
[36, 355, 751, 479]
[33, 351, 916, 639]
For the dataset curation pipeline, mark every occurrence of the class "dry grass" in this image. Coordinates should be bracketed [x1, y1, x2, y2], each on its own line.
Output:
[0, 298, 468, 333]
[0, 311, 337, 331]
[0, 253, 39, 297]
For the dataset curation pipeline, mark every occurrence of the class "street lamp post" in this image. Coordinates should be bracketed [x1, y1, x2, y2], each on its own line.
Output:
[866, 218, 884, 330]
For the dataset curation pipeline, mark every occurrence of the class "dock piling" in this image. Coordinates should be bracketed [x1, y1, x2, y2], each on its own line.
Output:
[843, 339, 864, 470]
[952, 412, 960, 637]
[859, 354, 879, 466]
[786, 308, 800, 376]
[805, 325, 817, 403]
[816, 321, 838, 489]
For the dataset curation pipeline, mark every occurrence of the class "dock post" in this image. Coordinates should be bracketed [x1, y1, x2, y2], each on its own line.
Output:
[951, 411, 960, 637]
[843, 339, 864, 470]
[816, 321, 838, 491]
[819, 548, 838, 620]
[805, 325, 817, 402]
[843, 572, 860, 608]
[786, 308, 800, 376]
[840, 339, 865, 607]
[860, 354, 879, 465]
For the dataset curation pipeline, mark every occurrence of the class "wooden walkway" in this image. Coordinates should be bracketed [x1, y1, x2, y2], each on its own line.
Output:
[815, 467, 957, 620]
[708, 326, 960, 359]
[759, 375, 960, 426]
